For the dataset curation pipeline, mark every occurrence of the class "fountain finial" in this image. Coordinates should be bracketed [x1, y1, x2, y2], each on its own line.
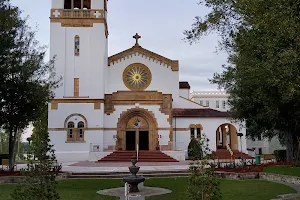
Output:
[123, 155, 145, 193]
[131, 155, 137, 166]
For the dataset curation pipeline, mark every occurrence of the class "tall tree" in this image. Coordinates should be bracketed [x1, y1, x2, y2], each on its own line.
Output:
[11, 104, 60, 200]
[185, 0, 300, 160]
[0, 0, 61, 170]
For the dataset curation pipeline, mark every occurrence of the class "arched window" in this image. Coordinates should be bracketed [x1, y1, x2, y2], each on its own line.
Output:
[78, 121, 85, 141]
[64, 0, 72, 9]
[74, 0, 81, 9]
[74, 35, 80, 56]
[196, 128, 201, 138]
[65, 114, 87, 142]
[67, 122, 75, 141]
[83, 0, 91, 9]
[190, 127, 195, 140]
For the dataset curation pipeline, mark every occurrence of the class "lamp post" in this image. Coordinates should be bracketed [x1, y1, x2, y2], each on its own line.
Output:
[237, 132, 244, 159]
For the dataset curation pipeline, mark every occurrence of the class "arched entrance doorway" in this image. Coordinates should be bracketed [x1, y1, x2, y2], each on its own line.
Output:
[216, 123, 239, 150]
[116, 108, 158, 151]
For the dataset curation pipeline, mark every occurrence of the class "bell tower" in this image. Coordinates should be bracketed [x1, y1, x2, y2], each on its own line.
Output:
[50, 0, 108, 98]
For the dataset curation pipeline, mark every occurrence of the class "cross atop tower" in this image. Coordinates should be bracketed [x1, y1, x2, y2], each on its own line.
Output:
[133, 33, 141, 46]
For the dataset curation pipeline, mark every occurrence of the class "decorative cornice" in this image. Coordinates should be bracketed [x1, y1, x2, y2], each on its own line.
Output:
[104, 91, 172, 116]
[191, 91, 229, 98]
[50, 9, 108, 37]
[50, 98, 104, 110]
[108, 45, 179, 71]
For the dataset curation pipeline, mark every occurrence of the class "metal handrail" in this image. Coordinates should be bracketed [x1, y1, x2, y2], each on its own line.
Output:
[136, 144, 139, 161]
[226, 144, 233, 156]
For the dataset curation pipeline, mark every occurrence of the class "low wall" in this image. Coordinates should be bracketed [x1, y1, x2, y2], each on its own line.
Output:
[0, 176, 24, 184]
[259, 173, 300, 186]
[0, 173, 68, 184]
[215, 172, 259, 180]
[162, 151, 185, 161]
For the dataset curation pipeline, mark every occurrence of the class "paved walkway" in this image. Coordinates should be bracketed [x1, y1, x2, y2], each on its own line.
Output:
[65, 161, 190, 173]
[11, 161, 191, 173]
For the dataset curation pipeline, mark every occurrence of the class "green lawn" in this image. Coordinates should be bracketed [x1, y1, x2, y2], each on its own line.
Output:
[0, 178, 296, 200]
[264, 166, 300, 177]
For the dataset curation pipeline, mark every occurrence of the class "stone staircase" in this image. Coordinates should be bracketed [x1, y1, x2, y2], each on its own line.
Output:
[97, 151, 179, 162]
[214, 149, 253, 160]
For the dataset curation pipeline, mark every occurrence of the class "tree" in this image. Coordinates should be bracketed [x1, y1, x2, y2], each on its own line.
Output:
[187, 134, 222, 200]
[11, 104, 60, 200]
[0, 0, 61, 170]
[31, 103, 48, 160]
[184, 0, 300, 161]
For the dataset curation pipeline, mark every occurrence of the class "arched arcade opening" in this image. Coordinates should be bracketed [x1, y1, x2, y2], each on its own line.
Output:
[216, 123, 239, 150]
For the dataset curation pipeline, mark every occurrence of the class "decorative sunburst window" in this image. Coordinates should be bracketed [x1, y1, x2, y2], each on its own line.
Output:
[123, 63, 152, 91]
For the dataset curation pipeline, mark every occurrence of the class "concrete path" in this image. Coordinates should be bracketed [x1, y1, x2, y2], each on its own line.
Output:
[270, 181, 300, 200]
[10, 161, 191, 173]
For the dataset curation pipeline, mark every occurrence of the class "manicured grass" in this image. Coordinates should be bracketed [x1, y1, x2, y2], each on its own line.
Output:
[264, 166, 300, 177]
[0, 178, 296, 200]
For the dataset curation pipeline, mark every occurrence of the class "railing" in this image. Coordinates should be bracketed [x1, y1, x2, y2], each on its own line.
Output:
[226, 144, 233, 157]
[51, 9, 105, 19]
[136, 144, 139, 161]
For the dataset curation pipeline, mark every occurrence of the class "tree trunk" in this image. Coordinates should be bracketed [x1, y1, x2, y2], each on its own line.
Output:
[296, 136, 300, 161]
[8, 129, 16, 172]
[285, 132, 294, 161]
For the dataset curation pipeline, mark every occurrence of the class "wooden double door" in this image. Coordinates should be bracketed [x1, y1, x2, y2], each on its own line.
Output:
[126, 130, 149, 151]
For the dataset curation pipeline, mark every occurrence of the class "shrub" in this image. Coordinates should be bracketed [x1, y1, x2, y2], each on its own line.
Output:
[188, 138, 203, 160]
[274, 150, 287, 162]
[187, 134, 223, 200]
[0, 154, 10, 165]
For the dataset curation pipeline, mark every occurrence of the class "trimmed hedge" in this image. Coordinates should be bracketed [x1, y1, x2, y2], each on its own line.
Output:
[274, 150, 286, 162]
[188, 138, 203, 160]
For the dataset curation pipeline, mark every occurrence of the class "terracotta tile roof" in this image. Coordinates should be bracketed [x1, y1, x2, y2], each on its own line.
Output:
[179, 81, 190, 89]
[172, 108, 229, 117]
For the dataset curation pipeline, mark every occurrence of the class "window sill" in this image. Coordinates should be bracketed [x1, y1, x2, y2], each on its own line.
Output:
[65, 141, 86, 143]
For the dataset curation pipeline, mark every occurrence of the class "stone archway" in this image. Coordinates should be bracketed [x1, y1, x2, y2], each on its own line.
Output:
[216, 123, 239, 150]
[116, 108, 159, 151]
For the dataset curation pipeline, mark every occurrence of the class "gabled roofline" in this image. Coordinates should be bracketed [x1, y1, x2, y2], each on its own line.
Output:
[108, 45, 179, 71]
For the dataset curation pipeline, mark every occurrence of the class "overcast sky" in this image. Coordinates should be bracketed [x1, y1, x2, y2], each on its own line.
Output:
[11, 0, 228, 140]
[11, 0, 228, 92]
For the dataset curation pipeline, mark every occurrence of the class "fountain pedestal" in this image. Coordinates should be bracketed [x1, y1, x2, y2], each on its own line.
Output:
[123, 156, 145, 193]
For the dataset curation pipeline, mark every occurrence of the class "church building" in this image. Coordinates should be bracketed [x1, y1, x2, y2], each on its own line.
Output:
[48, 0, 247, 162]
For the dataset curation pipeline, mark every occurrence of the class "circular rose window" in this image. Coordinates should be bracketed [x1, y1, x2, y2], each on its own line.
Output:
[123, 63, 152, 91]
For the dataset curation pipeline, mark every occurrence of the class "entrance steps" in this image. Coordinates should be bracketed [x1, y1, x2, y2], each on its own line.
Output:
[214, 149, 253, 160]
[97, 151, 179, 162]
[68, 170, 190, 179]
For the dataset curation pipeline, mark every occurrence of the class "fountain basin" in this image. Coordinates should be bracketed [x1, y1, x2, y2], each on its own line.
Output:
[123, 175, 145, 193]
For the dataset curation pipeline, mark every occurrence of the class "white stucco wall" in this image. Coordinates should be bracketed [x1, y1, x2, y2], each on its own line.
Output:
[192, 96, 229, 111]
[48, 103, 104, 128]
[247, 136, 286, 155]
[92, 0, 104, 9]
[48, 102, 105, 161]
[173, 97, 205, 109]
[106, 55, 179, 99]
[179, 89, 190, 99]
[50, 23, 107, 98]
[51, 0, 64, 8]
[173, 117, 247, 158]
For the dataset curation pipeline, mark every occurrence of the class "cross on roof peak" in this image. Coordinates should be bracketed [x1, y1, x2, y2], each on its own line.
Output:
[133, 33, 141, 46]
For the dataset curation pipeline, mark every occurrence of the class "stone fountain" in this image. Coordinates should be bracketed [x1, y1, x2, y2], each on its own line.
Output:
[123, 156, 145, 193]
